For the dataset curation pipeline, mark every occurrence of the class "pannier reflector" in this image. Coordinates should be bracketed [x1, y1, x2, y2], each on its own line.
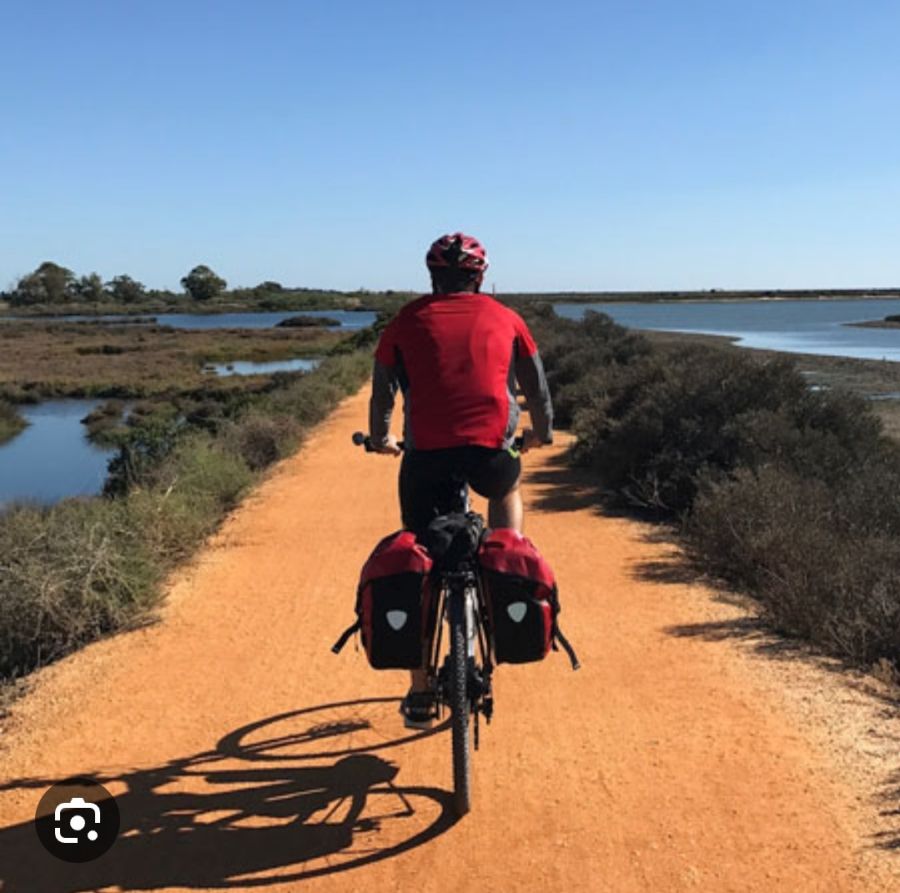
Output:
[386, 610, 408, 631]
[507, 602, 527, 623]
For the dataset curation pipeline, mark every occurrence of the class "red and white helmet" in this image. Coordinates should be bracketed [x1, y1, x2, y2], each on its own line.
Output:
[425, 233, 489, 273]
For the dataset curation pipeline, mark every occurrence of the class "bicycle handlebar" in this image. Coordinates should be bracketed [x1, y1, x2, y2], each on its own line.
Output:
[352, 432, 526, 453]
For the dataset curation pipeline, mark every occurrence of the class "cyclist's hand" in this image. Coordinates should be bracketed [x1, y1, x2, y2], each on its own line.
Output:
[372, 433, 402, 456]
[520, 429, 543, 453]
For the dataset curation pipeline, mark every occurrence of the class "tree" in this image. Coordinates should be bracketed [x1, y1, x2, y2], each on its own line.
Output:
[106, 274, 146, 304]
[75, 273, 106, 303]
[10, 261, 76, 305]
[181, 265, 226, 301]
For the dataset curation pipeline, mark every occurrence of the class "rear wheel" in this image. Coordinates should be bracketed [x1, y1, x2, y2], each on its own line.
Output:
[449, 590, 471, 816]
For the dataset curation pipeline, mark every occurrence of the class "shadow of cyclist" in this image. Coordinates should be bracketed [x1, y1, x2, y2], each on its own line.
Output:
[0, 701, 454, 892]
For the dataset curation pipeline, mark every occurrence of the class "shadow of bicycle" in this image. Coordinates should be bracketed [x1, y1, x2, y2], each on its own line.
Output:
[0, 698, 455, 892]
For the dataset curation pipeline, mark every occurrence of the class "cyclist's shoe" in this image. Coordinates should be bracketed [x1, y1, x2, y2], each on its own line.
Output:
[400, 690, 436, 730]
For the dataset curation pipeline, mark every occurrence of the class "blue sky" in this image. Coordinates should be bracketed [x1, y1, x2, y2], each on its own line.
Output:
[1, 0, 899, 292]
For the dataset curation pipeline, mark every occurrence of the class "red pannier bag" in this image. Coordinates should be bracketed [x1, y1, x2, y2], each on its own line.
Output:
[355, 531, 434, 670]
[478, 529, 579, 668]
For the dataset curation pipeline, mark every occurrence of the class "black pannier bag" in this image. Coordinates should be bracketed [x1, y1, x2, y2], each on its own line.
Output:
[344, 530, 434, 669]
[419, 511, 484, 572]
[478, 529, 580, 669]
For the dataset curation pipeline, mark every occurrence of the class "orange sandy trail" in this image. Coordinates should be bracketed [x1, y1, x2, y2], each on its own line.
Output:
[0, 387, 888, 892]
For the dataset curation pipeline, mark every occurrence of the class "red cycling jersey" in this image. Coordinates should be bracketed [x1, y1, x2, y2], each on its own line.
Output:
[371, 292, 550, 451]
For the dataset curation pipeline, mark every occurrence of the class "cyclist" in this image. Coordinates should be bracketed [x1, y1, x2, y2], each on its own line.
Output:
[368, 232, 553, 726]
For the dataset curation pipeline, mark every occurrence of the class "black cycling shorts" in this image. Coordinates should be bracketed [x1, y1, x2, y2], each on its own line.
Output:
[399, 446, 521, 534]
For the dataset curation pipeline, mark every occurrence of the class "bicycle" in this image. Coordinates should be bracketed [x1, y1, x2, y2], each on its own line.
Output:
[345, 432, 519, 816]
[340, 432, 578, 817]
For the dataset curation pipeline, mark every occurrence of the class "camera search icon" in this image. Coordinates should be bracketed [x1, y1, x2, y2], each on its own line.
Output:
[35, 778, 120, 863]
[54, 796, 102, 844]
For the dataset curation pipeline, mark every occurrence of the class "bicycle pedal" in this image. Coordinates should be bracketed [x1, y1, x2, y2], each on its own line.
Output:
[400, 691, 439, 727]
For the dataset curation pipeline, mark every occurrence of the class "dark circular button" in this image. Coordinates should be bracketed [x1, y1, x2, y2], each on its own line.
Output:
[34, 777, 120, 863]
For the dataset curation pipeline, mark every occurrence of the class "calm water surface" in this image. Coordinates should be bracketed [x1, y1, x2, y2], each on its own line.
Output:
[0, 401, 114, 507]
[554, 298, 900, 362]
[212, 358, 321, 376]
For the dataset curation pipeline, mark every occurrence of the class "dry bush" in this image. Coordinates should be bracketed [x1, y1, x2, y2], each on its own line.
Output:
[222, 414, 299, 470]
[0, 501, 159, 679]
[686, 464, 900, 666]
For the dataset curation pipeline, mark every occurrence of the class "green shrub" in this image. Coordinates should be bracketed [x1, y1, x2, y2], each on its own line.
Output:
[519, 310, 651, 428]
[571, 344, 888, 514]
[81, 399, 130, 446]
[262, 352, 370, 424]
[121, 437, 254, 564]
[549, 316, 900, 669]
[183, 399, 228, 433]
[104, 414, 184, 496]
[150, 436, 253, 508]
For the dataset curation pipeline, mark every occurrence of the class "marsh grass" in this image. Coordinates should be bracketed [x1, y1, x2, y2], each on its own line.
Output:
[0, 500, 160, 679]
[0, 344, 370, 684]
[0, 400, 27, 445]
[82, 399, 130, 446]
[0, 321, 340, 401]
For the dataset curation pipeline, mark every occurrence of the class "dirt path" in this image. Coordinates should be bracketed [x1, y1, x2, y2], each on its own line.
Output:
[0, 387, 896, 892]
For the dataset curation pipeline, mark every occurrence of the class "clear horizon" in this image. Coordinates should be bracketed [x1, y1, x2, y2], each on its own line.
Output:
[2, 1, 899, 294]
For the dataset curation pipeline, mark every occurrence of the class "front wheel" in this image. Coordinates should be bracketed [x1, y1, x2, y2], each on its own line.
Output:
[449, 590, 472, 817]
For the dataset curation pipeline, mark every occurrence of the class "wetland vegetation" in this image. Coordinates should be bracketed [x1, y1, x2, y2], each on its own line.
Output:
[4, 283, 900, 692]
[0, 313, 380, 684]
[525, 306, 900, 676]
[0, 318, 340, 401]
[0, 401, 27, 445]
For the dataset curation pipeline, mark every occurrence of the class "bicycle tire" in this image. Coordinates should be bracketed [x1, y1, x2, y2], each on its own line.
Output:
[449, 589, 472, 817]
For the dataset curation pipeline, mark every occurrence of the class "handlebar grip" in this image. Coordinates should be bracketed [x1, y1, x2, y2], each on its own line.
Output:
[352, 432, 405, 452]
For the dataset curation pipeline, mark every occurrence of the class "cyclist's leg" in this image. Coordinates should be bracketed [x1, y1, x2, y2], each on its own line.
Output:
[487, 482, 523, 531]
[398, 449, 467, 534]
[464, 447, 523, 532]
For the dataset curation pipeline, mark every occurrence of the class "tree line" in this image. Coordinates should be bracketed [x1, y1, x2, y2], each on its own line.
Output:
[1, 261, 232, 306]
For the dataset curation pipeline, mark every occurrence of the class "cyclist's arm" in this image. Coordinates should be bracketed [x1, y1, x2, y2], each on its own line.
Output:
[515, 348, 553, 445]
[512, 315, 553, 444]
[369, 359, 399, 447]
